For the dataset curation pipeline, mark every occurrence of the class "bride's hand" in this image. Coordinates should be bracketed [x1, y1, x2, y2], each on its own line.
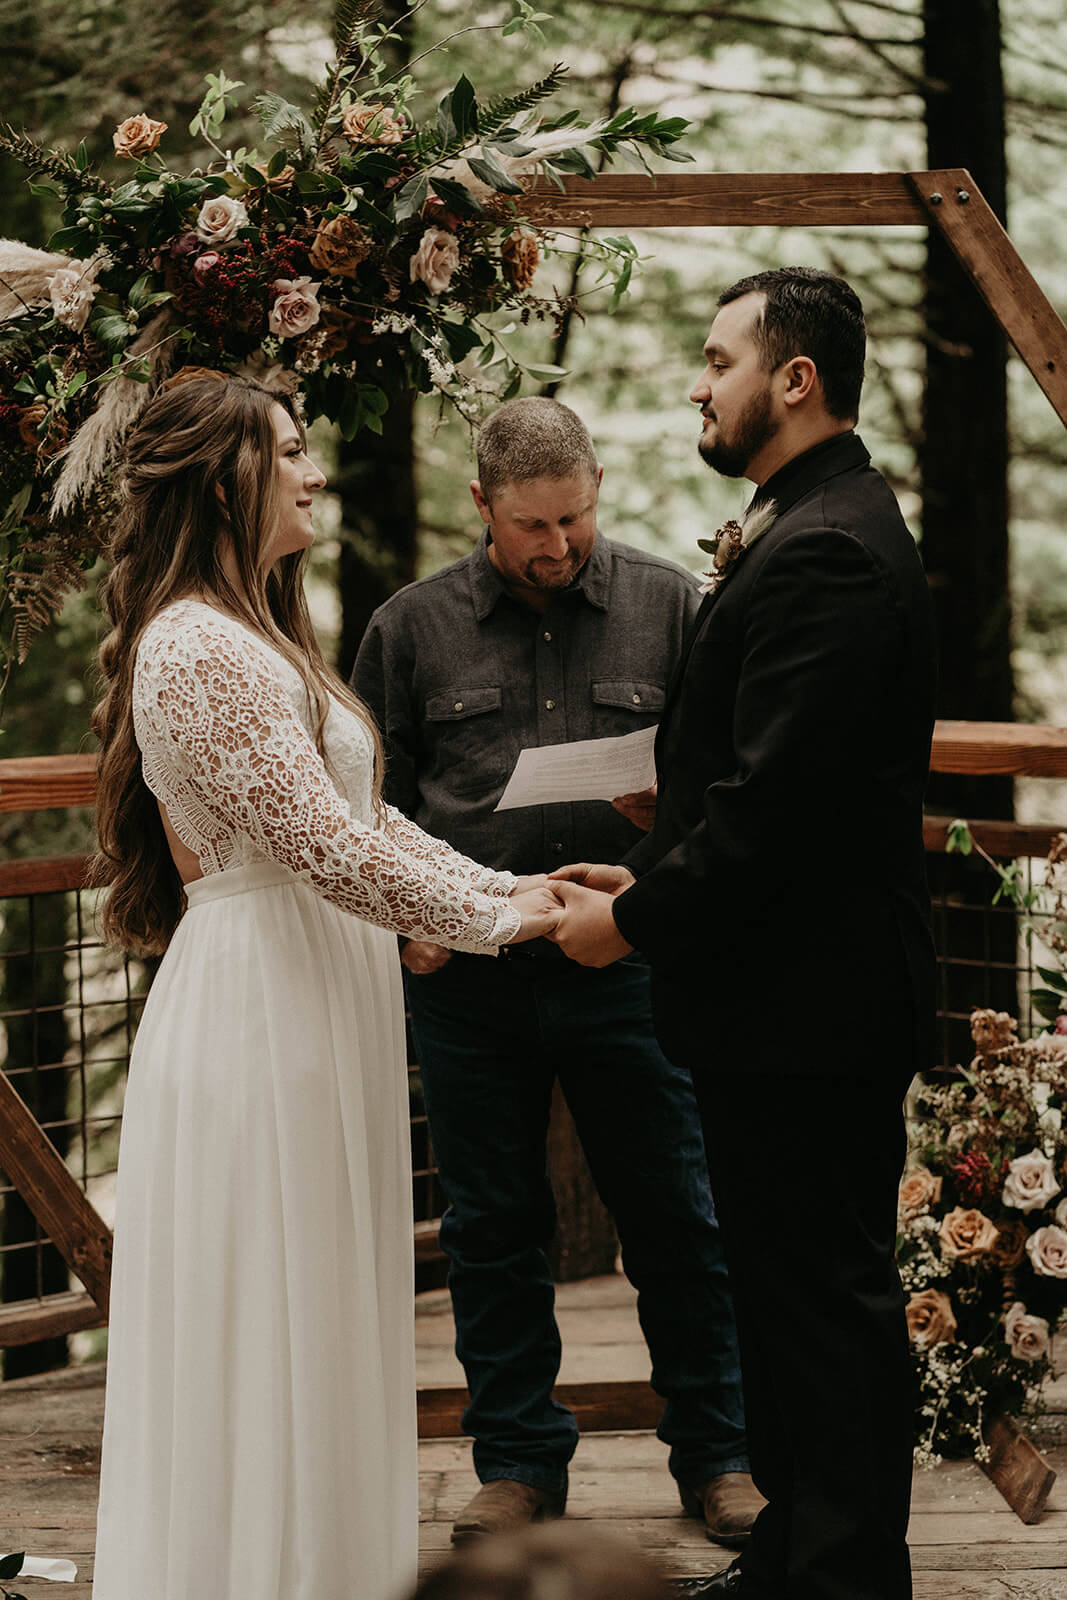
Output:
[506, 885, 564, 943]
[511, 873, 550, 894]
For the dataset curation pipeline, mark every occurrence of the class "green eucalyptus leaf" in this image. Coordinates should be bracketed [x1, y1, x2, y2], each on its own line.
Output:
[466, 152, 523, 196]
[450, 75, 479, 137]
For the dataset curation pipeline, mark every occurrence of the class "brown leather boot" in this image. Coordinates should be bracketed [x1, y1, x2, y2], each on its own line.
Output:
[678, 1472, 766, 1546]
[451, 1479, 567, 1544]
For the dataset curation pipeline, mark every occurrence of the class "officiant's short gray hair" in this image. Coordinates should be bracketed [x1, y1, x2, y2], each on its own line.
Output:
[476, 398, 599, 503]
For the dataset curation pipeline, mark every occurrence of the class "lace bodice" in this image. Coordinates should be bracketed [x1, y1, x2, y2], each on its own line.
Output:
[133, 600, 521, 952]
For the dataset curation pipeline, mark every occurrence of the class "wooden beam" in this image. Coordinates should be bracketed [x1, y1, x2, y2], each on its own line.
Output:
[910, 169, 1067, 429]
[0, 854, 90, 897]
[0, 754, 97, 814]
[980, 1412, 1057, 1524]
[417, 1378, 661, 1439]
[0, 1291, 104, 1348]
[930, 720, 1067, 777]
[518, 171, 927, 229]
[0, 1072, 112, 1317]
[923, 814, 1062, 858]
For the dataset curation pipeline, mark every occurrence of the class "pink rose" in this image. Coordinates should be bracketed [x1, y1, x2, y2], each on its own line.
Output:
[268, 276, 322, 339]
[409, 227, 460, 296]
[194, 253, 221, 277]
[195, 195, 249, 247]
[1004, 1301, 1051, 1362]
[1026, 1224, 1067, 1278]
[938, 1206, 999, 1261]
[905, 1289, 957, 1350]
[113, 113, 167, 159]
[899, 1167, 942, 1219]
[1002, 1149, 1061, 1214]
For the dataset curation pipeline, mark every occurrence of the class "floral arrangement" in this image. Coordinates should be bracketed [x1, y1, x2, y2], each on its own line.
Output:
[0, 0, 690, 680]
[901, 828, 1067, 1464]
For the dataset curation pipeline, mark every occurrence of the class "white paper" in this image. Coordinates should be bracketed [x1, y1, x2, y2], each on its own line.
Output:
[494, 724, 658, 812]
[0, 1554, 77, 1582]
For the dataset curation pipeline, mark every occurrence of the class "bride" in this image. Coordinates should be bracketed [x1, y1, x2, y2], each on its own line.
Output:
[89, 374, 561, 1600]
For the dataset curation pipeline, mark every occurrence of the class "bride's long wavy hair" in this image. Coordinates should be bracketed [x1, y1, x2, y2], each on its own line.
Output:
[91, 375, 384, 954]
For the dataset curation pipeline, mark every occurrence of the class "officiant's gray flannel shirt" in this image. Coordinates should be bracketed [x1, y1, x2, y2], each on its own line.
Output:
[352, 530, 701, 876]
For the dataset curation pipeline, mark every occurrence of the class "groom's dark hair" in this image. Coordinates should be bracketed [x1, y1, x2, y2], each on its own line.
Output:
[718, 266, 866, 422]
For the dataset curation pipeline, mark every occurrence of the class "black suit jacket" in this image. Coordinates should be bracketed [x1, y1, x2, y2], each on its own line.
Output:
[612, 431, 937, 1078]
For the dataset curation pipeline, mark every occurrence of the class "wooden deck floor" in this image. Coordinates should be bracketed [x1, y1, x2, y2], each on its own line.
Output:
[2, 1275, 1066, 1597]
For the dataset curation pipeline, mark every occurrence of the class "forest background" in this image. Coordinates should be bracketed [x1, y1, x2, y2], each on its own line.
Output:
[1, 0, 1066, 1371]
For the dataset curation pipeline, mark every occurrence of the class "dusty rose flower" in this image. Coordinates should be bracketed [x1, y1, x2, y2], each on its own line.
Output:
[193, 253, 221, 277]
[160, 366, 228, 393]
[1026, 1223, 1067, 1277]
[18, 403, 67, 457]
[905, 1288, 958, 1350]
[268, 276, 322, 339]
[48, 258, 99, 332]
[17, 402, 48, 450]
[195, 195, 249, 247]
[409, 227, 460, 296]
[899, 1167, 943, 1219]
[309, 215, 373, 278]
[991, 1217, 1030, 1269]
[341, 102, 406, 145]
[1004, 1301, 1051, 1362]
[113, 113, 168, 159]
[1002, 1149, 1061, 1214]
[253, 161, 296, 192]
[938, 1206, 1000, 1261]
[500, 227, 539, 291]
[971, 1007, 1018, 1056]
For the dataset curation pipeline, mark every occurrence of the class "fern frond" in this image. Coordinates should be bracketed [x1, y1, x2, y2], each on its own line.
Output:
[250, 94, 317, 156]
[333, 0, 382, 58]
[0, 125, 112, 196]
[479, 66, 569, 141]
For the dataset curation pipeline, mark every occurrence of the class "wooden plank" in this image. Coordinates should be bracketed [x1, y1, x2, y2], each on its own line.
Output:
[517, 171, 927, 228]
[911, 169, 1067, 429]
[414, 1218, 443, 1262]
[981, 1413, 1057, 1526]
[0, 1072, 112, 1319]
[0, 1292, 104, 1347]
[923, 815, 1062, 858]
[930, 720, 1067, 778]
[0, 753, 97, 814]
[418, 1378, 661, 1439]
[0, 853, 90, 896]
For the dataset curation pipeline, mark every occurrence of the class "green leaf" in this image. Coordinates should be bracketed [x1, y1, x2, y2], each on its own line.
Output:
[945, 819, 973, 856]
[90, 310, 134, 349]
[430, 176, 484, 217]
[437, 91, 457, 148]
[439, 321, 483, 364]
[75, 140, 89, 171]
[126, 272, 155, 313]
[267, 148, 289, 178]
[1032, 989, 1065, 1023]
[45, 225, 92, 253]
[450, 75, 479, 138]
[0, 1557, 24, 1581]
[251, 93, 316, 155]
[28, 181, 60, 199]
[466, 152, 523, 196]
[243, 162, 267, 187]
[524, 363, 569, 381]
[1037, 966, 1067, 994]
[65, 371, 88, 398]
[392, 171, 429, 223]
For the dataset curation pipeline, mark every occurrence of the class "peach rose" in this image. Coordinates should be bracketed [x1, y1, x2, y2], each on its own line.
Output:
[268, 276, 322, 339]
[409, 227, 460, 296]
[113, 113, 168, 159]
[1002, 1149, 1061, 1214]
[341, 102, 406, 145]
[195, 195, 249, 247]
[899, 1167, 943, 1219]
[991, 1218, 1030, 1270]
[1026, 1223, 1067, 1278]
[938, 1206, 1000, 1261]
[309, 215, 373, 278]
[48, 258, 100, 333]
[905, 1288, 958, 1350]
[1004, 1301, 1051, 1362]
[500, 227, 539, 291]
[18, 402, 67, 456]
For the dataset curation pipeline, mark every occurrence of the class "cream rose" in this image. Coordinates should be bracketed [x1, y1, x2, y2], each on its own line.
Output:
[268, 276, 322, 339]
[938, 1206, 1000, 1261]
[1004, 1301, 1051, 1362]
[1002, 1149, 1061, 1214]
[113, 113, 168, 159]
[48, 258, 100, 333]
[1025, 1223, 1067, 1277]
[904, 1289, 958, 1350]
[409, 227, 460, 297]
[341, 102, 406, 145]
[899, 1167, 943, 1219]
[195, 195, 249, 247]
[1054, 1196, 1067, 1230]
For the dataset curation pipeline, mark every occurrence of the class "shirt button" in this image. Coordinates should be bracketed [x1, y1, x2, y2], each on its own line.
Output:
[543, 631, 552, 642]
[454, 700, 463, 712]
[632, 693, 641, 704]
[553, 842, 564, 853]
[545, 698, 556, 710]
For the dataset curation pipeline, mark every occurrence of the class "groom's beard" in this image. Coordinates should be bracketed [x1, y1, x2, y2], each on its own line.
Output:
[699, 383, 778, 477]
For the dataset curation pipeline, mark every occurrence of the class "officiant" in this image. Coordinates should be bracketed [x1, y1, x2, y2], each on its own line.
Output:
[352, 397, 760, 1547]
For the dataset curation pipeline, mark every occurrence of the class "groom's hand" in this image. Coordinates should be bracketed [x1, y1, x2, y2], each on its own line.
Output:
[549, 861, 635, 897]
[548, 880, 633, 968]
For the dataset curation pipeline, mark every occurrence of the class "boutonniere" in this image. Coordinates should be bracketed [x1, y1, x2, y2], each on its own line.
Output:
[697, 500, 778, 596]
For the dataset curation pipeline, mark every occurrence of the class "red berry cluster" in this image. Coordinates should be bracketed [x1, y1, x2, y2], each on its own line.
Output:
[170, 230, 312, 339]
[951, 1149, 1006, 1207]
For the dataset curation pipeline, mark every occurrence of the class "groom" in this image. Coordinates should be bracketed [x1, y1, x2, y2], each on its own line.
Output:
[551, 268, 936, 1599]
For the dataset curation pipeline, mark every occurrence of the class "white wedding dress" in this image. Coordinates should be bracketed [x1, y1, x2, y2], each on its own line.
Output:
[92, 599, 520, 1600]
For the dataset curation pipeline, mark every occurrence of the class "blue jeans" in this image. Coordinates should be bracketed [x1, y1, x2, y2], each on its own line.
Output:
[405, 947, 748, 1496]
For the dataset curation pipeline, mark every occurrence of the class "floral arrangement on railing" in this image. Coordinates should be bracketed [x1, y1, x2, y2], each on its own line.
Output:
[0, 0, 689, 682]
[900, 826, 1067, 1464]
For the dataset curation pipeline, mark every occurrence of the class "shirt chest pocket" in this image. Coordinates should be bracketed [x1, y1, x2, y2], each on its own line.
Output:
[592, 679, 666, 737]
[423, 686, 507, 793]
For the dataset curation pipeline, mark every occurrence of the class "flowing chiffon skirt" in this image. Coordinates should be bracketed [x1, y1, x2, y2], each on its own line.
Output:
[93, 863, 418, 1600]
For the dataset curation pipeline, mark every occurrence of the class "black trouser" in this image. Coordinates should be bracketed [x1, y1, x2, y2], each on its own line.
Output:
[691, 1069, 915, 1600]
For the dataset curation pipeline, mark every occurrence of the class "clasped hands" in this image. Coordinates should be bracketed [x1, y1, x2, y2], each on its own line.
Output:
[506, 862, 635, 968]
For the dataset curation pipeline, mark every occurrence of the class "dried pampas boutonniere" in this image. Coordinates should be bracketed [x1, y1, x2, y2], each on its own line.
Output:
[697, 500, 778, 596]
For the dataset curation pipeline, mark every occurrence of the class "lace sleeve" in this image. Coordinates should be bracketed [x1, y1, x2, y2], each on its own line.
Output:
[134, 615, 520, 952]
[380, 803, 518, 898]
